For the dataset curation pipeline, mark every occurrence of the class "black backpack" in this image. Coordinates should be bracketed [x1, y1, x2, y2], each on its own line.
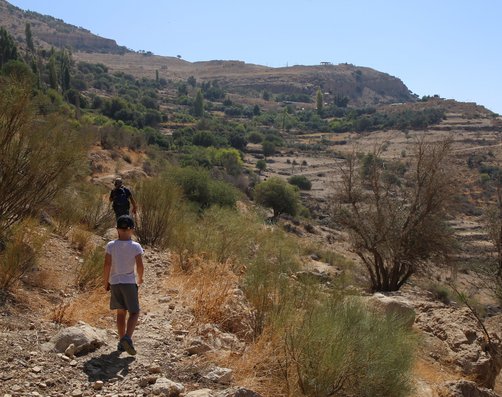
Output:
[112, 187, 130, 209]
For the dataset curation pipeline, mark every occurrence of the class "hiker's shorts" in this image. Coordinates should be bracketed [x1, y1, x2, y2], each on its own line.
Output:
[110, 283, 140, 313]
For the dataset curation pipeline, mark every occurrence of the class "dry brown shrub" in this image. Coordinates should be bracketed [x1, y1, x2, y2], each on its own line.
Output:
[49, 301, 74, 325]
[69, 227, 93, 252]
[48, 290, 111, 328]
[169, 257, 238, 328]
[217, 328, 289, 397]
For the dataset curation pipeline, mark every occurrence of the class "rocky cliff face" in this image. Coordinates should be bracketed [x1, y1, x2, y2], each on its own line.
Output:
[0, 0, 128, 54]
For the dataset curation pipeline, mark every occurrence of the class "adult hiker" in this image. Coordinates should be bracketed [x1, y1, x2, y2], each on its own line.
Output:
[109, 177, 137, 220]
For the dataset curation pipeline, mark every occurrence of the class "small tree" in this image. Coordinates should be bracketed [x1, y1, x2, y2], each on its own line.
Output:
[255, 177, 299, 218]
[262, 140, 276, 157]
[256, 159, 266, 173]
[331, 138, 455, 291]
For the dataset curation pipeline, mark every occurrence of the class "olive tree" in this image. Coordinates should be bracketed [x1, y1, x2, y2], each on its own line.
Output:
[255, 177, 299, 218]
[331, 138, 456, 291]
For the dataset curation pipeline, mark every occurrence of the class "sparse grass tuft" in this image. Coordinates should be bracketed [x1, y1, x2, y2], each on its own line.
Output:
[69, 227, 93, 252]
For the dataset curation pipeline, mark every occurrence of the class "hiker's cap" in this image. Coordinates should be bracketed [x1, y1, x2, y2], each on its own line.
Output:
[116, 214, 134, 229]
[114, 177, 123, 187]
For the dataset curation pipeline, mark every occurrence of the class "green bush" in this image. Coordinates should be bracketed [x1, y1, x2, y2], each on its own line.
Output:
[243, 228, 300, 335]
[134, 176, 184, 247]
[256, 159, 267, 173]
[288, 175, 312, 190]
[170, 167, 238, 209]
[248, 131, 264, 144]
[254, 177, 300, 217]
[262, 141, 276, 157]
[197, 206, 259, 264]
[284, 297, 416, 397]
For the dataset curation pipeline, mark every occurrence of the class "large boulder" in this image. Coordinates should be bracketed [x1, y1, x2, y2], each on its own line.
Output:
[366, 293, 416, 327]
[204, 367, 233, 384]
[415, 305, 502, 388]
[437, 380, 500, 397]
[41, 322, 106, 355]
[151, 377, 184, 396]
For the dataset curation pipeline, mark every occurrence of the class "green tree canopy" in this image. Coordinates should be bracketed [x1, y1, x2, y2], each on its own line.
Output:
[255, 177, 300, 218]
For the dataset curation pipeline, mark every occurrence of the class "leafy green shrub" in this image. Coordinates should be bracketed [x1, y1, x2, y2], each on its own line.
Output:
[284, 297, 416, 397]
[76, 246, 105, 290]
[288, 175, 312, 190]
[254, 177, 300, 217]
[248, 131, 264, 144]
[134, 177, 184, 247]
[170, 167, 238, 209]
[256, 159, 267, 173]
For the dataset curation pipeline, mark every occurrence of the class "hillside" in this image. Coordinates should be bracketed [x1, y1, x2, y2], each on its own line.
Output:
[3, 1, 502, 397]
[1, 0, 414, 107]
[0, 0, 128, 53]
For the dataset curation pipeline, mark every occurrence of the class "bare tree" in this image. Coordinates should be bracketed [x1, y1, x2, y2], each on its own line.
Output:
[331, 138, 456, 291]
[479, 180, 502, 303]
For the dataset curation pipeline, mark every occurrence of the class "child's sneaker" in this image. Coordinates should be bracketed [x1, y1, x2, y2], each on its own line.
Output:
[117, 341, 125, 352]
[120, 335, 136, 355]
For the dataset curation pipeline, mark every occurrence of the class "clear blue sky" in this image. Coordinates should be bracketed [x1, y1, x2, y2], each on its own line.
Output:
[8, 0, 502, 114]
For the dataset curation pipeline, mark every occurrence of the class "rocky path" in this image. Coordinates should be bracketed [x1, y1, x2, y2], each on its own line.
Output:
[0, 246, 253, 397]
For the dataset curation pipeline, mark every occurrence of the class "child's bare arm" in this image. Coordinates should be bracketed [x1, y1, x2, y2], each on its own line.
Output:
[136, 254, 144, 285]
[103, 253, 112, 291]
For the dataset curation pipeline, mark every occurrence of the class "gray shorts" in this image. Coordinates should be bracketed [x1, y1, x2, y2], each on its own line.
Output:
[110, 284, 140, 313]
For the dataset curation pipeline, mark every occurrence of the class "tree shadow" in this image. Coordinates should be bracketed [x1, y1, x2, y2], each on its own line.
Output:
[83, 350, 135, 382]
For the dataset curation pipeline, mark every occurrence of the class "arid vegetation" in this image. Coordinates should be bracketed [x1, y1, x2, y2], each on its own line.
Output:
[1, 6, 502, 396]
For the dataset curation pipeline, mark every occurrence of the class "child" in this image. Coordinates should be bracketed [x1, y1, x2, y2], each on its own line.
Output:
[103, 214, 144, 355]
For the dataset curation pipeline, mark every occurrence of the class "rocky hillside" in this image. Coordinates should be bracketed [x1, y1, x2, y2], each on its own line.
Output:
[1, 0, 415, 107]
[0, 0, 128, 53]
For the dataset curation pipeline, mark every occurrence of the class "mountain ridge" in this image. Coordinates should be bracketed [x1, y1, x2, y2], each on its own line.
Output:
[1, 0, 415, 107]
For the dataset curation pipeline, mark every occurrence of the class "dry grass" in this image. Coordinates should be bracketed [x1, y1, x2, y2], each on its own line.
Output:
[46, 289, 112, 328]
[213, 329, 289, 397]
[69, 227, 93, 252]
[167, 256, 239, 328]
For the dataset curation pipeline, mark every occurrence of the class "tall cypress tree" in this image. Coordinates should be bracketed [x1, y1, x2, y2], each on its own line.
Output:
[48, 56, 57, 90]
[316, 89, 323, 114]
[59, 50, 71, 93]
[0, 27, 18, 68]
[193, 89, 204, 117]
[25, 23, 34, 53]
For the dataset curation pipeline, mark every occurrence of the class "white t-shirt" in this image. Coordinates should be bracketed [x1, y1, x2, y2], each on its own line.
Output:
[106, 239, 144, 285]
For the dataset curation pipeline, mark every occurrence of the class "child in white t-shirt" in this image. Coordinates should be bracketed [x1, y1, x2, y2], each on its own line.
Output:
[103, 214, 144, 355]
